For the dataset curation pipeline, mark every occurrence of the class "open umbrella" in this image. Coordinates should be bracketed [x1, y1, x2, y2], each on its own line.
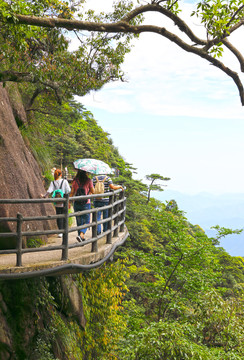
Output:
[73, 158, 111, 175]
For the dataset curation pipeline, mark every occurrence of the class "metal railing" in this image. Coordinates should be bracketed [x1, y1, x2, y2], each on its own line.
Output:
[0, 189, 127, 268]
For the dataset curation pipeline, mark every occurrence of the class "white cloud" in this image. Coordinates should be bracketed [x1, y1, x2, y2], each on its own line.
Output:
[77, 0, 244, 194]
[81, 21, 244, 118]
[77, 92, 134, 113]
[75, 0, 244, 115]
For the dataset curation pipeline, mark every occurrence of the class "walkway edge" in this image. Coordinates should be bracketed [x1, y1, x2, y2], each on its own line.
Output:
[0, 230, 129, 280]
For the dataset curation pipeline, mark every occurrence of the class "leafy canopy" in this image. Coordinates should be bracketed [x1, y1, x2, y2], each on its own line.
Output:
[0, 0, 141, 103]
[1, 0, 244, 104]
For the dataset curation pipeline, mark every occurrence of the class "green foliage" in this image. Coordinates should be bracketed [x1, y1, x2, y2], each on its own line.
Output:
[1, 0, 244, 105]
[0, 91, 243, 359]
[114, 189, 244, 359]
[0, 264, 129, 360]
[75, 261, 129, 359]
[211, 225, 243, 245]
[145, 173, 171, 204]
[125, 209, 219, 315]
[26, 237, 44, 248]
[209, 43, 224, 58]
[0, 278, 57, 359]
[18, 94, 131, 178]
[118, 320, 214, 360]
[2, 80, 243, 359]
[192, 0, 244, 39]
[1, 10, 244, 355]
[20, 121, 53, 173]
[216, 252, 244, 291]
[196, 289, 244, 348]
[0, 0, 141, 103]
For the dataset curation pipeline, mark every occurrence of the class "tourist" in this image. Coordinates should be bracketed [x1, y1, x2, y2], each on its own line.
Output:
[93, 175, 123, 235]
[41, 168, 71, 237]
[70, 170, 94, 242]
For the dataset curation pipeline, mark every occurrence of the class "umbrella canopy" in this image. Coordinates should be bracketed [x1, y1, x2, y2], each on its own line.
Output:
[73, 158, 111, 175]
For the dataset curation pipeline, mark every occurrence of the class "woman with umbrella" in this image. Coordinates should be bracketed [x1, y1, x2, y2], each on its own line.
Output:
[73, 158, 124, 234]
[70, 169, 95, 242]
[72, 158, 123, 236]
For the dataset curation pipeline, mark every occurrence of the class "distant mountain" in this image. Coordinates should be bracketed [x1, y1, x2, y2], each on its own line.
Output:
[155, 190, 244, 256]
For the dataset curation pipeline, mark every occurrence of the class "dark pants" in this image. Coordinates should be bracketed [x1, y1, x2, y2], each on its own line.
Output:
[55, 207, 64, 230]
[94, 200, 109, 234]
[74, 202, 91, 235]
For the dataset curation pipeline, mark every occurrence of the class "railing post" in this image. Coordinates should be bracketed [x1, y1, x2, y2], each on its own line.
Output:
[106, 193, 114, 244]
[92, 211, 98, 252]
[61, 194, 69, 261]
[16, 213, 23, 267]
[113, 192, 119, 238]
[119, 191, 125, 233]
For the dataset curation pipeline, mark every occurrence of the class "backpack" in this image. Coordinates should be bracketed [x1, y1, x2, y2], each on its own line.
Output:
[75, 180, 87, 206]
[52, 180, 64, 204]
[52, 189, 64, 199]
[94, 176, 107, 195]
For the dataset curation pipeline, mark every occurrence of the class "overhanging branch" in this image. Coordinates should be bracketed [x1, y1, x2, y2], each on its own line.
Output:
[4, 3, 244, 105]
[222, 39, 244, 72]
[0, 70, 63, 103]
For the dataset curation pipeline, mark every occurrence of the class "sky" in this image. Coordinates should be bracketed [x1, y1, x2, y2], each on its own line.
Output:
[76, 0, 244, 195]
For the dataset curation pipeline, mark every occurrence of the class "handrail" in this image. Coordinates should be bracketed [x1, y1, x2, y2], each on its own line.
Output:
[0, 232, 130, 280]
[0, 189, 122, 204]
[0, 188, 127, 272]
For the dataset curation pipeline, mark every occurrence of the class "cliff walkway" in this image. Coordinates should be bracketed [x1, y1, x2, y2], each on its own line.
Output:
[0, 189, 128, 280]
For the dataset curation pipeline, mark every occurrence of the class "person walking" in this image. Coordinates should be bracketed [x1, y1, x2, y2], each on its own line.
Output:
[92, 175, 123, 235]
[70, 170, 95, 242]
[41, 168, 71, 237]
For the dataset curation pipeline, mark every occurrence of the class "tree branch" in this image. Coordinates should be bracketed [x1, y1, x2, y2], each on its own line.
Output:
[27, 88, 45, 110]
[222, 38, 244, 72]
[121, 4, 207, 46]
[225, 5, 244, 29]
[0, 71, 63, 104]
[0, 70, 38, 83]
[5, 2, 244, 105]
[14, 4, 207, 46]
[227, 17, 244, 35]
[158, 253, 184, 320]
[157, 27, 244, 105]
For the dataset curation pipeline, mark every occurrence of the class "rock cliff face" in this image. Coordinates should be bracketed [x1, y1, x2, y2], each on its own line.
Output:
[0, 276, 87, 360]
[0, 86, 87, 360]
[0, 84, 56, 249]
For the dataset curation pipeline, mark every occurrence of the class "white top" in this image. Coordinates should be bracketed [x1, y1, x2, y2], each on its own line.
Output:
[47, 179, 71, 195]
[46, 179, 71, 208]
